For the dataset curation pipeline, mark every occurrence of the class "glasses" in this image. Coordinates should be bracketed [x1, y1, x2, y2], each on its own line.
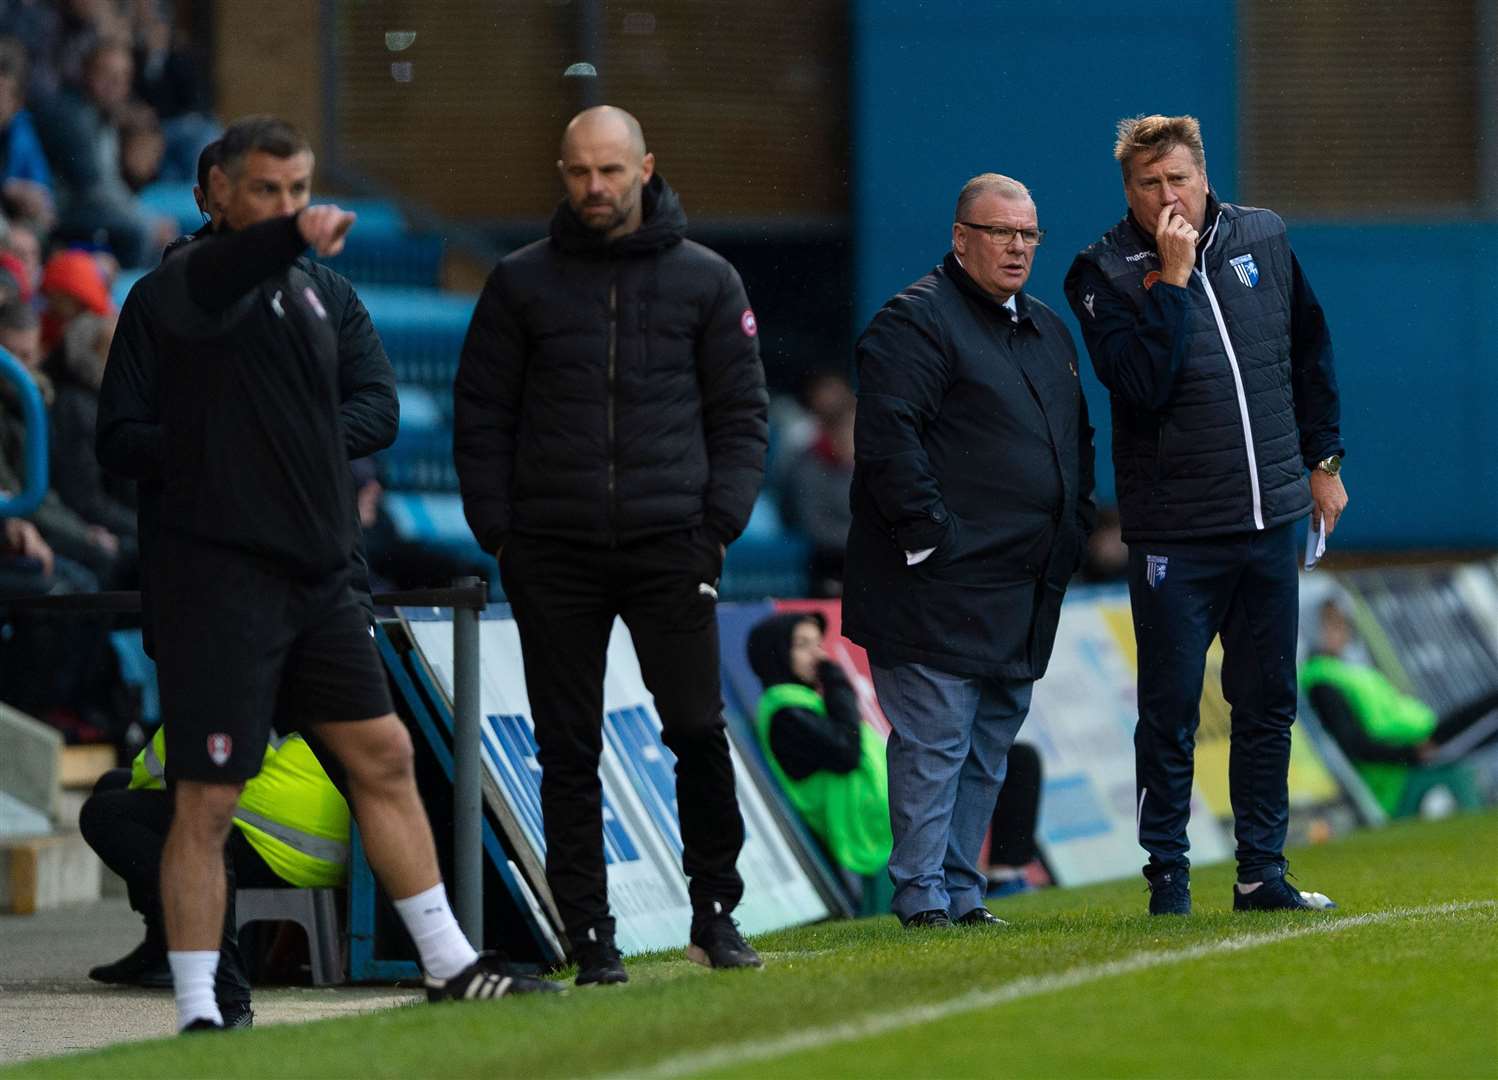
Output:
[957, 222, 1045, 247]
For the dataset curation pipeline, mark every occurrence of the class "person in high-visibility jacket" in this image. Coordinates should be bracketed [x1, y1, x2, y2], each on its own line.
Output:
[747, 612, 893, 879]
[78, 725, 350, 1028]
[1301, 600, 1494, 818]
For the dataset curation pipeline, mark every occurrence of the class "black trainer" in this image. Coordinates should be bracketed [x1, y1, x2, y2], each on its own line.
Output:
[687, 913, 763, 969]
[573, 936, 628, 986]
[903, 909, 953, 929]
[1147, 869, 1191, 915]
[955, 906, 1009, 927]
[1233, 875, 1332, 912]
[425, 952, 564, 1001]
[180, 1018, 224, 1034]
[89, 937, 171, 987]
[221, 1002, 254, 1029]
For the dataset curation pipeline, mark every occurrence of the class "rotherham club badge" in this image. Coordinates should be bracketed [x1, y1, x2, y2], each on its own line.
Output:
[740, 309, 757, 337]
[206, 733, 233, 766]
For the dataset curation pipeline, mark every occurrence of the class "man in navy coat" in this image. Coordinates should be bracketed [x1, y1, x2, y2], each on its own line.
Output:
[844, 173, 1095, 928]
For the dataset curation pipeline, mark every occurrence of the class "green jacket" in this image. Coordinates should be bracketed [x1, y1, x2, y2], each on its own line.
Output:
[131, 727, 350, 887]
[1300, 654, 1436, 816]
[755, 682, 892, 875]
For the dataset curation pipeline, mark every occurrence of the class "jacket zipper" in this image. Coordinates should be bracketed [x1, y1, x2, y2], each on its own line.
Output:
[1194, 214, 1265, 531]
[607, 280, 618, 545]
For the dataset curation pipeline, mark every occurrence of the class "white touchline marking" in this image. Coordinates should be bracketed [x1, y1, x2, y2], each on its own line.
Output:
[603, 900, 1496, 1080]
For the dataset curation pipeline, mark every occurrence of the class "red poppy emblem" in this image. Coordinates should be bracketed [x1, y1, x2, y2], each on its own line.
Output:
[1143, 270, 1162, 290]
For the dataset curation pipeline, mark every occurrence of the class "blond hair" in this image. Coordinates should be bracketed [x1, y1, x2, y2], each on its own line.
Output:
[1113, 115, 1206, 181]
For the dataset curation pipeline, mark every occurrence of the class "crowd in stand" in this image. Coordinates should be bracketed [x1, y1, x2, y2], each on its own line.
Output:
[0, 0, 216, 745]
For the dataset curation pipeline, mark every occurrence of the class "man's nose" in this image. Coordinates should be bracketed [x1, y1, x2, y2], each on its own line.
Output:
[277, 193, 297, 216]
[1005, 231, 1027, 252]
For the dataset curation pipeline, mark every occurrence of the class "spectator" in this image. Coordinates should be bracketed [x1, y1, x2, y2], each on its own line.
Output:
[0, 513, 54, 597]
[768, 369, 853, 499]
[129, 0, 217, 183]
[34, 39, 174, 266]
[0, 298, 117, 583]
[40, 246, 111, 352]
[746, 611, 892, 880]
[0, 35, 55, 229]
[117, 100, 163, 191]
[50, 309, 137, 545]
[351, 457, 491, 597]
[783, 398, 854, 597]
[1302, 599, 1495, 818]
[3, 217, 42, 298]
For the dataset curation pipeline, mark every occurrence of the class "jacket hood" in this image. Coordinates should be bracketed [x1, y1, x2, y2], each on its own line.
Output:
[162, 222, 213, 261]
[747, 611, 826, 689]
[549, 173, 687, 257]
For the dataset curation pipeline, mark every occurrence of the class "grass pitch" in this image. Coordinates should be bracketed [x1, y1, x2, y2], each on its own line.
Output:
[6, 811, 1496, 1079]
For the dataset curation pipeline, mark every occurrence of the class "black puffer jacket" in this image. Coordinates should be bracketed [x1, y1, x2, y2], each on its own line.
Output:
[1064, 198, 1342, 542]
[453, 175, 768, 552]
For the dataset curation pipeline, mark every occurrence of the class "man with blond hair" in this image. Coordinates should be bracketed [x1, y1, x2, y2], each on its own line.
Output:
[1064, 115, 1347, 915]
[845, 172, 1094, 929]
[454, 106, 768, 983]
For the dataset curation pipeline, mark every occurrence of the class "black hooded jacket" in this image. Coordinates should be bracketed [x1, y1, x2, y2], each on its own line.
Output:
[453, 175, 768, 552]
[747, 612, 862, 781]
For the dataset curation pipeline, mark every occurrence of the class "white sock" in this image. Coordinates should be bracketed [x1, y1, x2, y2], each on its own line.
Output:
[1236, 881, 1264, 894]
[168, 951, 222, 1030]
[392, 882, 479, 980]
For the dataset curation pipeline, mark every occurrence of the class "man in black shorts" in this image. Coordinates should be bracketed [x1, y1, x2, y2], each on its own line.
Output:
[113, 116, 557, 1032]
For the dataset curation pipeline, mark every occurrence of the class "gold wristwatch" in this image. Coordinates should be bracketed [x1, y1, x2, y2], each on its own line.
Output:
[1315, 454, 1342, 477]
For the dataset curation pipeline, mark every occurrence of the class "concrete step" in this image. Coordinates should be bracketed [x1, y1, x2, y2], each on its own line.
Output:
[1, 830, 102, 914]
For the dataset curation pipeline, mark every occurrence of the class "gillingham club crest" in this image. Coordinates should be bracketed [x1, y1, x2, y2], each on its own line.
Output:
[1229, 253, 1259, 288]
[1146, 554, 1169, 590]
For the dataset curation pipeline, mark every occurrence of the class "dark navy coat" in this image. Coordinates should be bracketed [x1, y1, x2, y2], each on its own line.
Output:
[843, 253, 1096, 680]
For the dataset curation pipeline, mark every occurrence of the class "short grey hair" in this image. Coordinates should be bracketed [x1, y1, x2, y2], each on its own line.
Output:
[954, 173, 1031, 221]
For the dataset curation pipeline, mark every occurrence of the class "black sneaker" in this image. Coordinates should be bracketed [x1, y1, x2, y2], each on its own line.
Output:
[220, 1002, 254, 1029]
[89, 937, 171, 987]
[1147, 869, 1191, 915]
[1233, 875, 1333, 912]
[425, 952, 564, 1001]
[903, 909, 953, 929]
[687, 913, 763, 970]
[955, 906, 1009, 927]
[180, 1018, 224, 1034]
[573, 936, 628, 986]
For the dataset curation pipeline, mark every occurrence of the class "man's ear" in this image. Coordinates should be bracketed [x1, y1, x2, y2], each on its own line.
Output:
[208, 164, 231, 211]
[640, 151, 655, 184]
[952, 222, 965, 256]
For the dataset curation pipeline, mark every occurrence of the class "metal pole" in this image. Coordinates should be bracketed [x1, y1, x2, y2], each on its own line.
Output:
[452, 576, 484, 945]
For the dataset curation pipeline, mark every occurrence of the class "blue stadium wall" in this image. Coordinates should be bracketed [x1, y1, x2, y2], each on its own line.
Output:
[851, 0, 1498, 549]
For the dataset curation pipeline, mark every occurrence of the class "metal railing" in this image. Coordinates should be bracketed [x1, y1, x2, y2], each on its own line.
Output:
[0, 345, 48, 519]
[4, 577, 490, 944]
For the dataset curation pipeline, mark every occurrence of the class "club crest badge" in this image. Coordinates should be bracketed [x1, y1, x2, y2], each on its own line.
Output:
[1145, 554, 1168, 590]
[1229, 253, 1259, 288]
[206, 733, 233, 766]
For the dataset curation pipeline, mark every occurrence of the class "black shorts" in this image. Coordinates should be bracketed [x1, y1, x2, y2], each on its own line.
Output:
[155, 537, 393, 783]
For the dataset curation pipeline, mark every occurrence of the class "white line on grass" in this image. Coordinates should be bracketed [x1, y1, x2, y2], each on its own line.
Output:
[606, 900, 1496, 1080]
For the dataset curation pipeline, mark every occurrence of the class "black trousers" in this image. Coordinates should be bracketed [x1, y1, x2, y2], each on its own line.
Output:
[499, 530, 746, 941]
[988, 742, 1042, 867]
[1127, 522, 1300, 883]
[77, 771, 281, 1005]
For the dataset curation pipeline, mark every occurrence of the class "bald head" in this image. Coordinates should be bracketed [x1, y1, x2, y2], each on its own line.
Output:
[557, 105, 655, 240]
[561, 106, 646, 162]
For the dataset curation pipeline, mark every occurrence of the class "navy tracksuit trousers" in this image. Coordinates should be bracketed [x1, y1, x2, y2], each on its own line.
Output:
[1128, 521, 1300, 883]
